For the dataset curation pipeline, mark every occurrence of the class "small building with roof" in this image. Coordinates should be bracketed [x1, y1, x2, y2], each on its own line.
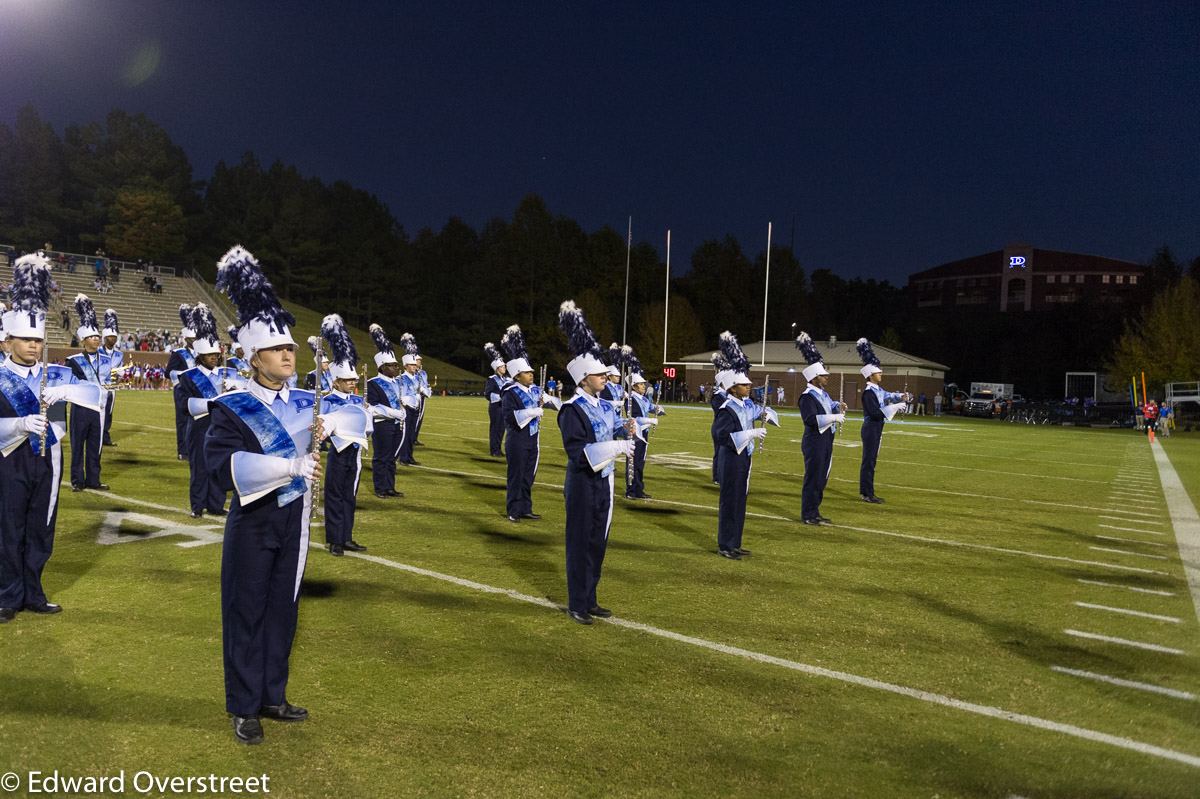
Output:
[678, 337, 949, 410]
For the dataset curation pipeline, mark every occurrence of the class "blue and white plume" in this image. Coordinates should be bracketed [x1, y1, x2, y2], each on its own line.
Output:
[856, 337, 883, 379]
[320, 314, 358, 380]
[178, 304, 195, 338]
[369, 323, 398, 369]
[74, 293, 100, 340]
[484, 342, 505, 372]
[399, 332, 419, 367]
[501, 324, 532, 375]
[215, 245, 296, 354]
[102, 308, 119, 338]
[190, 303, 220, 355]
[3, 253, 52, 338]
[795, 331, 829, 382]
[621, 344, 648, 385]
[558, 300, 607, 385]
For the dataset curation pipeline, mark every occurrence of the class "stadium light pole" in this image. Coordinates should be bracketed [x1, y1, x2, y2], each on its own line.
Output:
[662, 230, 670, 366]
[761, 222, 772, 366]
[621, 216, 632, 345]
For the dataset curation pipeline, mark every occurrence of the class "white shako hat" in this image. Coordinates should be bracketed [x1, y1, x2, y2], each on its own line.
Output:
[718, 331, 752, 386]
[320, 314, 359, 381]
[369, 323, 398, 369]
[856, 337, 883, 379]
[795, 331, 828, 381]
[484, 342, 505, 372]
[2, 253, 52, 339]
[500, 324, 533, 376]
[216, 245, 297, 355]
[74, 293, 101, 341]
[102, 308, 120, 339]
[190, 304, 222, 356]
[558, 300, 608, 385]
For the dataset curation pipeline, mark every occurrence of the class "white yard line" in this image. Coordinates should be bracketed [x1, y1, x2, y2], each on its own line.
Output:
[1049, 667, 1195, 701]
[1074, 602, 1181, 623]
[1093, 535, 1164, 547]
[336, 543, 1200, 768]
[1078, 579, 1174, 597]
[1099, 515, 1164, 526]
[1064, 630, 1185, 655]
[114, 421, 176, 432]
[1097, 508, 1165, 519]
[1088, 546, 1168, 561]
[1150, 442, 1200, 626]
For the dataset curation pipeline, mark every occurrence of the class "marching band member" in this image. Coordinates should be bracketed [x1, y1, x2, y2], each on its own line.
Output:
[318, 314, 373, 556]
[556, 301, 635, 625]
[366, 324, 406, 499]
[709, 351, 731, 486]
[414, 353, 431, 447]
[167, 304, 197, 460]
[397, 333, 422, 466]
[98, 308, 123, 446]
[483, 343, 509, 457]
[207, 245, 326, 745]
[227, 331, 250, 373]
[712, 332, 779, 559]
[621, 345, 662, 500]
[599, 342, 624, 404]
[796, 332, 845, 526]
[0, 254, 106, 622]
[304, 342, 333, 392]
[178, 304, 231, 519]
[499, 325, 556, 523]
[66, 294, 110, 492]
[857, 338, 910, 505]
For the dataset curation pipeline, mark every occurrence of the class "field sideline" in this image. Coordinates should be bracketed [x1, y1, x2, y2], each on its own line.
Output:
[2, 391, 1198, 798]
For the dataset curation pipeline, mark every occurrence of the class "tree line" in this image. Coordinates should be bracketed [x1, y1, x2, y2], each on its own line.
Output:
[1, 103, 1196, 393]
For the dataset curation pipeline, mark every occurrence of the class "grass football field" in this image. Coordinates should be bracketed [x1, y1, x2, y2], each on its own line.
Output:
[2, 392, 1198, 798]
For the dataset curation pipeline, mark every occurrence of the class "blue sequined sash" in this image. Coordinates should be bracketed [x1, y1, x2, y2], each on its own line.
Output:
[0, 367, 57, 453]
[216, 391, 306, 506]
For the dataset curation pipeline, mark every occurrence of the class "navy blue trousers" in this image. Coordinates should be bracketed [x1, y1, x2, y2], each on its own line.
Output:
[488, 402, 505, 455]
[860, 420, 883, 496]
[371, 419, 403, 493]
[398, 408, 419, 463]
[173, 385, 188, 456]
[627, 438, 648, 496]
[505, 429, 538, 516]
[324, 444, 361, 544]
[69, 405, 103, 488]
[187, 416, 226, 514]
[563, 468, 612, 613]
[801, 432, 833, 520]
[0, 441, 60, 609]
[221, 495, 306, 716]
[103, 390, 115, 444]
[717, 447, 751, 551]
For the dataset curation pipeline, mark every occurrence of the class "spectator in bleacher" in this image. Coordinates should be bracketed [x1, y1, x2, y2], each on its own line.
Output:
[94, 257, 103, 275]
[155, 277, 163, 294]
[68, 255, 77, 274]
[111, 262, 120, 283]
[60, 308, 71, 330]
[55, 253, 66, 272]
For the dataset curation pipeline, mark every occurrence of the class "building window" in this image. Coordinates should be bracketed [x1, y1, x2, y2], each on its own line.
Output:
[1116, 275, 1124, 284]
[1130, 275, 1138, 285]
[1007, 278, 1026, 305]
[1075, 274, 1084, 283]
[1102, 274, 1110, 283]
[1048, 275, 1056, 284]
[956, 279, 965, 288]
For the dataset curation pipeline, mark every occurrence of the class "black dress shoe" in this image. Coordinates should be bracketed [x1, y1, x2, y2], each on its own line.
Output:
[567, 610, 593, 625]
[861, 495, 885, 504]
[817, 516, 833, 525]
[329, 543, 344, 557]
[104, 440, 117, 447]
[190, 510, 203, 519]
[25, 602, 62, 614]
[587, 605, 612, 618]
[638, 493, 653, 500]
[342, 540, 367, 552]
[87, 484, 110, 491]
[0, 607, 17, 623]
[414, 441, 425, 446]
[177, 454, 187, 461]
[375, 491, 392, 499]
[71, 484, 84, 492]
[520, 513, 542, 520]
[735, 548, 752, 556]
[405, 460, 421, 466]
[207, 508, 228, 516]
[507, 515, 521, 523]
[386, 489, 404, 498]
[802, 518, 822, 526]
[717, 549, 742, 560]
[260, 701, 308, 722]
[232, 715, 264, 745]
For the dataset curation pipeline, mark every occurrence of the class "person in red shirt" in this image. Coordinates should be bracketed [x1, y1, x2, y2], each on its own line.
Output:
[1143, 399, 1159, 436]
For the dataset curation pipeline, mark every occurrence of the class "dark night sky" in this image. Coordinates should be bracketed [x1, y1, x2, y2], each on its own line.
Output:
[1, 1, 1197, 283]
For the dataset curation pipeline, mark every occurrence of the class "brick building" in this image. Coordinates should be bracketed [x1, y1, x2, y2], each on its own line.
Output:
[907, 242, 1147, 312]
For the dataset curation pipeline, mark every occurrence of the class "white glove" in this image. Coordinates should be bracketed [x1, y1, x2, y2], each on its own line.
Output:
[763, 406, 780, 427]
[584, 439, 635, 472]
[401, 395, 420, 409]
[42, 386, 70, 405]
[515, 407, 544, 428]
[750, 427, 768, 439]
[287, 454, 318, 481]
[421, 386, 432, 397]
[541, 394, 562, 411]
[187, 398, 211, 418]
[19, 414, 48, 436]
[653, 405, 665, 415]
